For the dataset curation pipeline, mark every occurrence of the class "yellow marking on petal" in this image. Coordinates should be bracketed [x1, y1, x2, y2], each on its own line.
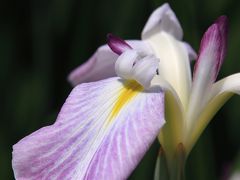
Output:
[108, 80, 143, 123]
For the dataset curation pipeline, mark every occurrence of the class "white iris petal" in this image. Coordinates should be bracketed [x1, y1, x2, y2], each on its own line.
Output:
[115, 49, 159, 89]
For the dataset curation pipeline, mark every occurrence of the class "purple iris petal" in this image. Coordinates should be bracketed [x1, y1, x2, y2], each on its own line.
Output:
[193, 16, 228, 82]
[214, 16, 229, 74]
[12, 77, 165, 180]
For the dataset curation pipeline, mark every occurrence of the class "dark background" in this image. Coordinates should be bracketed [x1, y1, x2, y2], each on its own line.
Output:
[1, 0, 240, 179]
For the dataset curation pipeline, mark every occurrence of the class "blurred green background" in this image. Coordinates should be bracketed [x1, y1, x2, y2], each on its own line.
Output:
[1, 0, 240, 179]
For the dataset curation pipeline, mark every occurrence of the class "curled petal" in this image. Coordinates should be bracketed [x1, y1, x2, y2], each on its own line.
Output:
[210, 73, 240, 97]
[142, 3, 183, 40]
[107, 33, 132, 55]
[12, 77, 165, 180]
[115, 50, 140, 79]
[68, 41, 153, 86]
[132, 55, 159, 88]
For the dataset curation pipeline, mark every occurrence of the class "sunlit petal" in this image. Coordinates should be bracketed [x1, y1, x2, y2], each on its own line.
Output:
[12, 77, 165, 180]
[141, 3, 183, 40]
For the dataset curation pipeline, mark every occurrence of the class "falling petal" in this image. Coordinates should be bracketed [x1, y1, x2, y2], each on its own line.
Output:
[12, 77, 165, 180]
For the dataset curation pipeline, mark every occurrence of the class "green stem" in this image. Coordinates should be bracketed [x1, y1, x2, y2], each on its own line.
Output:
[155, 143, 186, 180]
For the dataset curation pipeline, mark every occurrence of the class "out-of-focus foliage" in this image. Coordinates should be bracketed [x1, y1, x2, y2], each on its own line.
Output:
[0, 0, 240, 179]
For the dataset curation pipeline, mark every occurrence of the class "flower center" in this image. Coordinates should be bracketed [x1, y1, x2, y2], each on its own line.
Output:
[115, 49, 160, 88]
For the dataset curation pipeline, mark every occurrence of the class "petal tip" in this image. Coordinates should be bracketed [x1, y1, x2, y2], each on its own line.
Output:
[107, 33, 132, 55]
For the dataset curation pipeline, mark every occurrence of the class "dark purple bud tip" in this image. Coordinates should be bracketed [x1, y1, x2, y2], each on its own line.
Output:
[107, 33, 132, 55]
[215, 15, 229, 63]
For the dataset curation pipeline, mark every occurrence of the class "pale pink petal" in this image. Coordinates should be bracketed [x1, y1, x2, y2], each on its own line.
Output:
[12, 77, 165, 180]
[141, 3, 183, 40]
[68, 41, 153, 86]
[68, 45, 117, 86]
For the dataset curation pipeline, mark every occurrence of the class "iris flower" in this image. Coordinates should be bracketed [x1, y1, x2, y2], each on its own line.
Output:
[12, 3, 240, 180]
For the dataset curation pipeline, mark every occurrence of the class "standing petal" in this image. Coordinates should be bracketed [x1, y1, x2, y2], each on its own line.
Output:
[141, 3, 183, 40]
[68, 45, 117, 86]
[193, 24, 222, 82]
[68, 41, 153, 86]
[186, 17, 229, 151]
[185, 73, 240, 153]
[215, 16, 228, 70]
[193, 16, 228, 82]
[12, 77, 165, 180]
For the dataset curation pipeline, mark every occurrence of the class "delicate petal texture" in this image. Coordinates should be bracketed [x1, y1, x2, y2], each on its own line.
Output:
[115, 50, 140, 79]
[142, 3, 183, 40]
[211, 73, 240, 96]
[193, 24, 222, 81]
[147, 32, 192, 109]
[115, 49, 159, 88]
[13, 77, 165, 180]
[68, 41, 153, 86]
[107, 34, 132, 55]
[187, 18, 228, 136]
[185, 73, 240, 153]
[193, 16, 229, 82]
[68, 45, 117, 86]
[132, 55, 159, 88]
[186, 24, 222, 137]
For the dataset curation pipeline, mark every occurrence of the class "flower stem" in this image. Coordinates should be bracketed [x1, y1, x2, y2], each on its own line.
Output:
[155, 143, 186, 180]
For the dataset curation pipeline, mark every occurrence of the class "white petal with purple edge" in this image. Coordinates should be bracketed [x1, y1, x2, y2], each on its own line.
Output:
[12, 77, 165, 180]
[185, 73, 240, 153]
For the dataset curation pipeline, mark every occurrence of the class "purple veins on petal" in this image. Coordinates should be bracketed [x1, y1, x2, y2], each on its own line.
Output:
[107, 33, 132, 55]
